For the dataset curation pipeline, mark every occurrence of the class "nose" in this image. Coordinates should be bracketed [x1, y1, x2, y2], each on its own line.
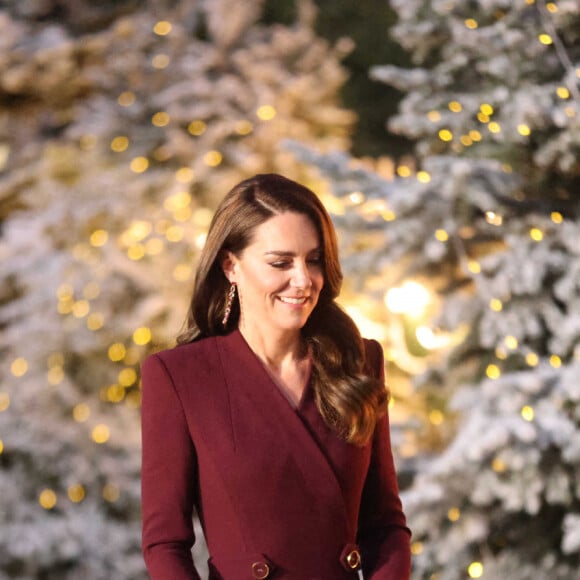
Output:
[290, 261, 312, 290]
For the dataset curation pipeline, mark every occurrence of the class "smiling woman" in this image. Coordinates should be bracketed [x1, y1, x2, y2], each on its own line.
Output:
[140, 174, 411, 579]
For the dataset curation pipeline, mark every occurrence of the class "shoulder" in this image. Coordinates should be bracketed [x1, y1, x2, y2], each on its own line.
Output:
[142, 335, 220, 378]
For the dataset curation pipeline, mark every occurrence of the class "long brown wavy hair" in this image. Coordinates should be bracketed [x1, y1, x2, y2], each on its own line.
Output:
[177, 173, 388, 445]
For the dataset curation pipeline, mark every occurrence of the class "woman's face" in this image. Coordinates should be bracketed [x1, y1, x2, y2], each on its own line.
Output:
[223, 211, 324, 336]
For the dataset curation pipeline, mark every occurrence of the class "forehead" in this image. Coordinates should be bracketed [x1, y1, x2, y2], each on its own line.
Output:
[248, 212, 320, 250]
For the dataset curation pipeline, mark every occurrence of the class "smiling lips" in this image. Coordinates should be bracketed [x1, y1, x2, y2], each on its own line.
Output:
[278, 296, 309, 305]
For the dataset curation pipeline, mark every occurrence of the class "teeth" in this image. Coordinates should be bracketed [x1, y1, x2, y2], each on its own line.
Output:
[279, 296, 307, 304]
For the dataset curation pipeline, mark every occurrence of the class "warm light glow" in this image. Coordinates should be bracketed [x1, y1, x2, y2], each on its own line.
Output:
[464, 19, 478, 29]
[152, 54, 170, 69]
[460, 135, 473, 146]
[108, 343, 126, 362]
[526, 352, 539, 366]
[396, 165, 412, 177]
[48, 367, 64, 386]
[72, 300, 90, 318]
[467, 260, 481, 274]
[477, 112, 490, 123]
[130, 156, 149, 173]
[505, 335, 518, 349]
[480, 103, 494, 116]
[133, 327, 152, 345]
[468, 561, 484, 578]
[107, 384, 125, 403]
[539, 33, 553, 45]
[188, 120, 206, 136]
[495, 347, 507, 360]
[103, 483, 120, 503]
[87, 313, 104, 330]
[486, 364, 501, 379]
[173, 264, 192, 282]
[492, 457, 507, 472]
[469, 130, 482, 141]
[411, 542, 423, 555]
[344, 306, 386, 341]
[118, 91, 136, 107]
[110, 136, 129, 152]
[256, 105, 276, 121]
[435, 229, 448, 242]
[152, 111, 170, 127]
[175, 167, 194, 183]
[521, 405, 534, 421]
[427, 110, 441, 122]
[556, 86, 570, 99]
[164, 191, 191, 211]
[485, 211, 503, 226]
[0, 439, 3, 454]
[68, 484, 86, 503]
[529, 228, 543, 241]
[73, 403, 90, 422]
[385, 281, 431, 315]
[0, 393, 10, 412]
[235, 120, 253, 135]
[153, 20, 172, 35]
[489, 299, 503, 312]
[448, 507, 460, 521]
[488, 122, 501, 133]
[417, 171, 431, 183]
[439, 129, 453, 142]
[429, 409, 444, 425]
[546, 2, 557, 11]
[416, 326, 450, 350]
[11, 357, 28, 377]
[517, 124, 531, 136]
[166, 225, 184, 242]
[118, 368, 138, 387]
[551, 212, 563, 224]
[92, 424, 110, 444]
[348, 192, 365, 205]
[39, 489, 57, 510]
[549, 355, 561, 368]
[448, 101, 462, 112]
[204, 150, 223, 167]
[83, 282, 100, 300]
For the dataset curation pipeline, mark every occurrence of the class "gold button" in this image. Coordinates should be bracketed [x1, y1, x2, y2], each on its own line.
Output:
[346, 549, 361, 569]
[251, 561, 270, 579]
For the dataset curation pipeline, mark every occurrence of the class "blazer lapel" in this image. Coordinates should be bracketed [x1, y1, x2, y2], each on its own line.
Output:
[216, 330, 352, 533]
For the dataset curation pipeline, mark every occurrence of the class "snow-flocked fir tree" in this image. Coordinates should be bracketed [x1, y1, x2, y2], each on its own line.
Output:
[290, 0, 580, 578]
[0, 1, 353, 578]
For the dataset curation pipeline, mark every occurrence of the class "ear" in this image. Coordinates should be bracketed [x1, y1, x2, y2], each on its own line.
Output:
[221, 251, 238, 284]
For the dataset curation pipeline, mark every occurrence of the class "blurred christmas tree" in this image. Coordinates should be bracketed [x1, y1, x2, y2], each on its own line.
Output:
[0, 0, 354, 577]
[291, 0, 580, 578]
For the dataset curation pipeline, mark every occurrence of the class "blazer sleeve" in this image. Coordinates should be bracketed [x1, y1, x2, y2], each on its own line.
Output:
[357, 340, 412, 580]
[141, 353, 201, 580]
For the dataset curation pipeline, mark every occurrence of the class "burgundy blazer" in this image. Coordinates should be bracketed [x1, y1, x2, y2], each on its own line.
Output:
[141, 329, 411, 580]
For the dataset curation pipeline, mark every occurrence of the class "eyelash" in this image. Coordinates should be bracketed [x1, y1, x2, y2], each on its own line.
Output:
[270, 257, 322, 269]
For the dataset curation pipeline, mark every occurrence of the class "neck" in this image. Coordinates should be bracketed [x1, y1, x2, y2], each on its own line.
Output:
[238, 324, 305, 369]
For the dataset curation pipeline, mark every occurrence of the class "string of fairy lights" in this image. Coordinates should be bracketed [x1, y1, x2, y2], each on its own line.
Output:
[1, 11, 290, 521]
[1, 2, 578, 576]
[334, 1, 578, 578]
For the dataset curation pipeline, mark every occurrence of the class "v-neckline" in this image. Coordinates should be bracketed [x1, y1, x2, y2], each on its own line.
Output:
[235, 329, 313, 412]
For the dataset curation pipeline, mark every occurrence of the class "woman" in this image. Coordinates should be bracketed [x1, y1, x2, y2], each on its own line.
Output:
[141, 174, 411, 579]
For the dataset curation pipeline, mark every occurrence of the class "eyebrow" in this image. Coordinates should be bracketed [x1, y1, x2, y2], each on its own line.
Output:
[263, 248, 321, 257]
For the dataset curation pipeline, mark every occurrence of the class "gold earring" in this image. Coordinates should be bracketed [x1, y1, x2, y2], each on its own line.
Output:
[222, 283, 237, 327]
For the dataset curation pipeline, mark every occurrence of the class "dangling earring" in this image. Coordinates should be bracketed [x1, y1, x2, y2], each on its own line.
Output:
[222, 283, 237, 327]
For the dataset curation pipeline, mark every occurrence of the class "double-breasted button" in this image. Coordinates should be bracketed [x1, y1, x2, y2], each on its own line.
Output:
[345, 548, 361, 570]
[251, 561, 270, 579]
